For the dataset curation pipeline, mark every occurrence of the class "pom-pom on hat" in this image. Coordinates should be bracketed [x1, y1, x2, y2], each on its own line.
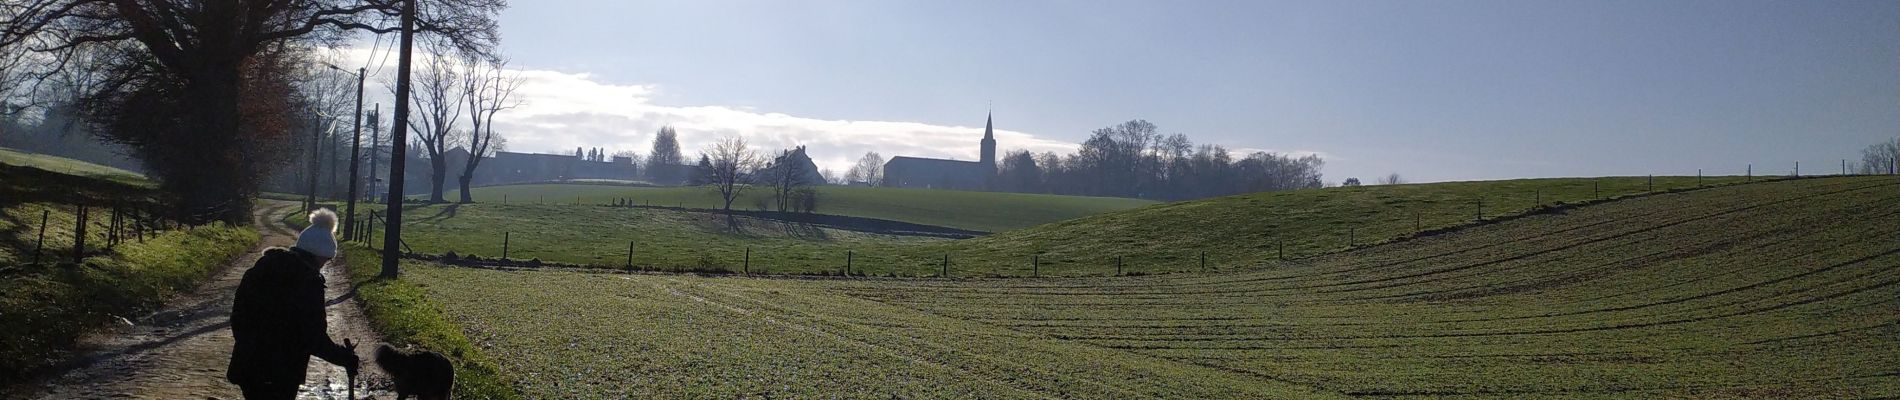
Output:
[294, 209, 339, 258]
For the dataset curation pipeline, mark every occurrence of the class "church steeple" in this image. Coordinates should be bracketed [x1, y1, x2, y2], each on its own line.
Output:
[979, 110, 997, 169]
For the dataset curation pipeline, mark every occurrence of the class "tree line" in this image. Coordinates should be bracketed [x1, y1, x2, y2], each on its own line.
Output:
[847, 119, 1327, 201]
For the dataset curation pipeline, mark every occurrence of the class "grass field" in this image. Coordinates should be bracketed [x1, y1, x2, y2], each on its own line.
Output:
[443, 184, 1158, 232]
[896, 175, 1764, 276]
[0, 161, 256, 382]
[370, 176, 1772, 277]
[0, 147, 146, 186]
[339, 244, 520, 399]
[392, 176, 1900, 398]
[347, 203, 939, 273]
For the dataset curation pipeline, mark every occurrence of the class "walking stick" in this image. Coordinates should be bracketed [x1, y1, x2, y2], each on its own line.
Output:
[345, 338, 357, 400]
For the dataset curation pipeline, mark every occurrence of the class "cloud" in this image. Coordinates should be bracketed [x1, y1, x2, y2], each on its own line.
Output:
[330, 47, 1075, 175]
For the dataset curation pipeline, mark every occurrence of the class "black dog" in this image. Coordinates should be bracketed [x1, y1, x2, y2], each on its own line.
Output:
[375, 344, 455, 400]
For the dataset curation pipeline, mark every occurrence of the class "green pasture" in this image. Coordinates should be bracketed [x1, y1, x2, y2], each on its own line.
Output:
[375, 176, 1773, 277]
[444, 184, 1157, 232]
[396, 176, 1900, 398]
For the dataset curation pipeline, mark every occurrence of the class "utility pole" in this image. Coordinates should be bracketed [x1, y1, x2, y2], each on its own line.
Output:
[367, 104, 381, 202]
[306, 113, 322, 212]
[329, 65, 366, 241]
[382, 0, 417, 279]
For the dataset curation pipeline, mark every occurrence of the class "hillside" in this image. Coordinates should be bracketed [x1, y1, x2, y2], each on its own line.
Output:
[395, 175, 1899, 398]
[0, 147, 146, 187]
[378, 176, 1773, 277]
[883, 175, 1760, 276]
[445, 184, 1158, 232]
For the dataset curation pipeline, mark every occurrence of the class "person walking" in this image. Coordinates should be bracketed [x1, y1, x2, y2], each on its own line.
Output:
[226, 209, 359, 399]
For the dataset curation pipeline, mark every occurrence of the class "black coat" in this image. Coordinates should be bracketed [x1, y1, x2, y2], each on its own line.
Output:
[226, 247, 354, 387]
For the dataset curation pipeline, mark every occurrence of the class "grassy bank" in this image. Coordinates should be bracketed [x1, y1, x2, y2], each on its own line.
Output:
[340, 244, 519, 399]
[0, 158, 256, 382]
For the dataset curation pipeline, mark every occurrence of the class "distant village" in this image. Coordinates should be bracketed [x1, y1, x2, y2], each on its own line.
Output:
[376, 114, 1006, 196]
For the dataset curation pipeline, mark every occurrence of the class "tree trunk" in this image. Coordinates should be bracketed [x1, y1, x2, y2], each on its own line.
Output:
[457, 162, 477, 203]
[429, 155, 447, 203]
[170, 66, 254, 225]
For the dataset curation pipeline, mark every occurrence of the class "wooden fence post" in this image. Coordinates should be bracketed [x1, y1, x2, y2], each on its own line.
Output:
[627, 241, 635, 269]
[1475, 197, 1484, 221]
[1349, 227, 1355, 247]
[34, 209, 49, 263]
[1647, 175, 1653, 192]
[1117, 256, 1123, 276]
[1533, 190, 1540, 206]
[1697, 169, 1702, 186]
[1747, 164, 1752, 181]
[941, 254, 949, 278]
[846, 249, 853, 276]
[73, 204, 88, 264]
[1200, 251, 1207, 272]
[1794, 161, 1799, 177]
[502, 231, 510, 259]
[1414, 211, 1421, 232]
[1593, 180, 1599, 199]
[107, 204, 118, 248]
[1032, 254, 1039, 277]
[745, 247, 751, 274]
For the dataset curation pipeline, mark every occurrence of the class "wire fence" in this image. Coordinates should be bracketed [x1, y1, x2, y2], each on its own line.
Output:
[11, 201, 190, 267]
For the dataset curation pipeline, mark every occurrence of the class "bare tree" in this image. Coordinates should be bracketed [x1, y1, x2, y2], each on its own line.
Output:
[1858, 137, 1900, 175]
[762, 146, 813, 212]
[998, 150, 1042, 192]
[0, 0, 504, 223]
[611, 149, 642, 168]
[404, 42, 465, 203]
[845, 151, 884, 185]
[702, 135, 758, 213]
[1378, 173, 1404, 185]
[456, 53, 521, 203]
[296, 51, 357, 199]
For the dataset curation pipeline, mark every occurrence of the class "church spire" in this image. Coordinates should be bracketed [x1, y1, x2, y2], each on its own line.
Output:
[983, 110, 994, 140]
[980, 110, 997, 168]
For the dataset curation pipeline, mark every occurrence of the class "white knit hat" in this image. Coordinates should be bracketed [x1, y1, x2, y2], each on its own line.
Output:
[295, 209, 339, 258]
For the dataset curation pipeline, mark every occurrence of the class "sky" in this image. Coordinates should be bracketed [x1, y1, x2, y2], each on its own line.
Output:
[340, 0, 1900, 183]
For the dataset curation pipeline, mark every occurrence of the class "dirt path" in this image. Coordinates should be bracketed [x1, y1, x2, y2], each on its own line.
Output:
[15, 201, 396, 399]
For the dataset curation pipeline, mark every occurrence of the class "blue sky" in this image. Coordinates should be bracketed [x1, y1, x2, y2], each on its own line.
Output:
[403, 0, 1900, 182]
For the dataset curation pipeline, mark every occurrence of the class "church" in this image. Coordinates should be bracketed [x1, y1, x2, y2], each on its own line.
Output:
[882, 113, 997, 190]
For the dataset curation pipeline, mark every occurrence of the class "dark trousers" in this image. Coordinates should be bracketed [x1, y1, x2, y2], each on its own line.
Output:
[238, 382, 299, 400]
